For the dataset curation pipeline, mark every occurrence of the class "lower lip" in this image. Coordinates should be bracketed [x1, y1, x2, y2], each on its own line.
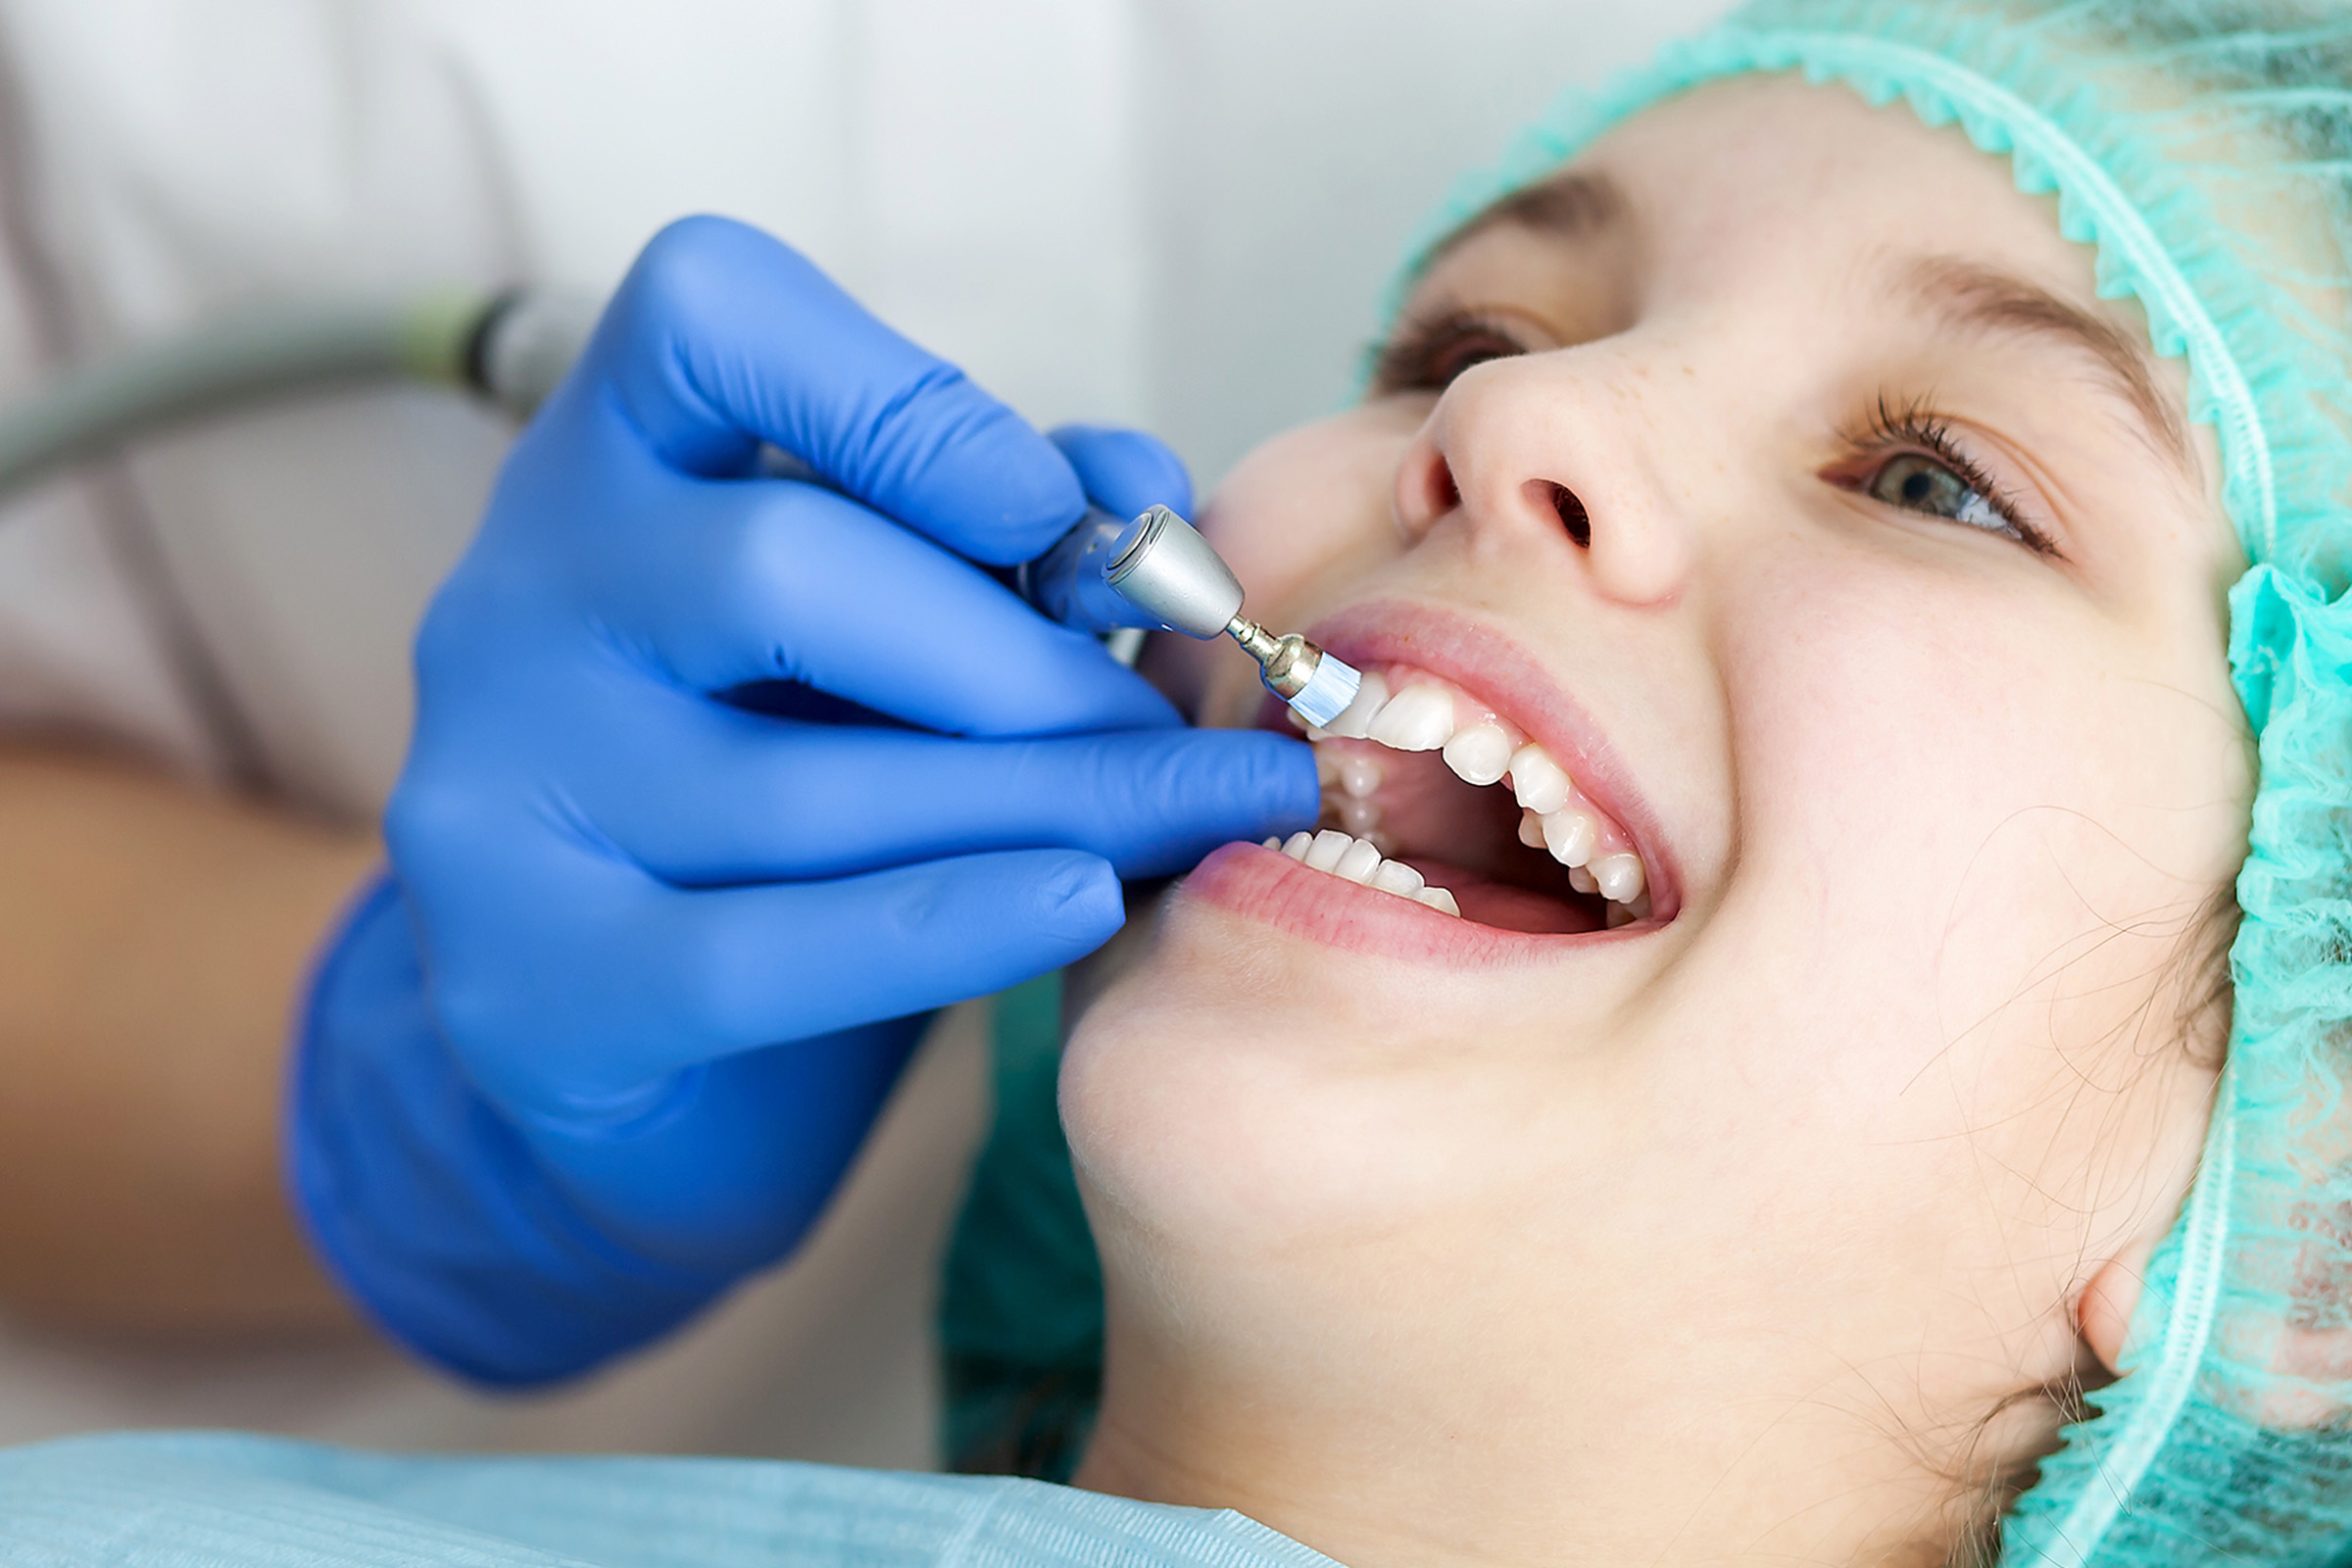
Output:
[1180, 842, 1643, 966]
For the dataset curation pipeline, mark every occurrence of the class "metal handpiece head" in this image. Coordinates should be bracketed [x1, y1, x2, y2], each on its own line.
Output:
[1104, 505, 1247, 639]
[1079, 502, 1363, 729]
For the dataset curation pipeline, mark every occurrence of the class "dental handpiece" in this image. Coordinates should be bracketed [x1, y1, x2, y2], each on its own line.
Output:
[1020, 504, 1362, 730]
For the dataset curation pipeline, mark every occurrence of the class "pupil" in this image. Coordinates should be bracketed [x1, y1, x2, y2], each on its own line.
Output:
[1900, 468, 1937, 507]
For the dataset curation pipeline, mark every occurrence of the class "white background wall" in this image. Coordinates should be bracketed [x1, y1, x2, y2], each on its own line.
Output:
[849, 0, 1740, 486]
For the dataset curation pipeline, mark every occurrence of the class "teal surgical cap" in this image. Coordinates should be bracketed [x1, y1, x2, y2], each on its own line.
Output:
[1402, 2, 2352, 1562]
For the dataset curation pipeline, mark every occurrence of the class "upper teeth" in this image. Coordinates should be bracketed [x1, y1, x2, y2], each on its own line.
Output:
[1507, 746, 1570, 814]
[1539, 808, 1595, 866]
[1441, 722, 1514, 787]
[1306, 667, 1649, 910]
[1362, 679, 1451, 751]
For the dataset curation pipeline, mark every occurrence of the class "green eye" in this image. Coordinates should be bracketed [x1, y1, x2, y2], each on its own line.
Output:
[1868, 454, 2012, 535]
[1846, 400, 2054, 556]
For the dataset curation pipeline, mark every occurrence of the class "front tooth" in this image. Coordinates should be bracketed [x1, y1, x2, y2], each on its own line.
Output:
[1333, 838, 1385, 885]
[1338, 797, 1382, 835]
[1541, 809, 1597, 868]
[1508, 746, 1571, 815]
[1370, 859, 1425, 898]
[1592, 853, 1645, 905]
[1568, 864, 1599, 895]
[1518, 809, 1546, 849]
[1442, 721, 1514, 786]
[1261, 836, 1281, 850]
[1415, 886, 1462, 917]
[1303, 829, 1354, 872]
[1322, 671, 1389, 740]
[1314, 748, 1340, 787]
[1336, 754, 1384, 799]
[1365, 684, 1455, 751]
[1283, 831, 1316, 861]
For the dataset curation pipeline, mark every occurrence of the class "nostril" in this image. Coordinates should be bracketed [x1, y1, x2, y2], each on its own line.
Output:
[1549, 483, 1592, 548]
[1394, 441, 1461, 538]
[1427, 454, 1461, 517]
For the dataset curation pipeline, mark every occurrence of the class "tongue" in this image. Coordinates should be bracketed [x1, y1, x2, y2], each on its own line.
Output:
[1404, 858, 1605, 936]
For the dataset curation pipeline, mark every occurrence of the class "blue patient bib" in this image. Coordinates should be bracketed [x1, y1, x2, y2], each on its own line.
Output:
[0, 1432, 1342, 1568]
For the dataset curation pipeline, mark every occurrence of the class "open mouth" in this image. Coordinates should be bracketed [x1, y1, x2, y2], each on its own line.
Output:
[1255, 660, 1659, 937]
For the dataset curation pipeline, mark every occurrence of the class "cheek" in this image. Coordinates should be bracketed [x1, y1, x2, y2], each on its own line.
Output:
[1199, 409, 1421, 623]
[1719, 548, 2243, 1116]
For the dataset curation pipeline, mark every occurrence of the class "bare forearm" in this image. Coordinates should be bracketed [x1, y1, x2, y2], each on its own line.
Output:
[0, 745, 376, 1338]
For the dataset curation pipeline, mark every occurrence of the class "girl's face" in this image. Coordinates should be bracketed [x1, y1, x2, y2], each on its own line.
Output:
[1065, 75, 2252, 1562]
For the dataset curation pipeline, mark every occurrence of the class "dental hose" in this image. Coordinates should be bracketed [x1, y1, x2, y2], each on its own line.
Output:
[0, 288, 597, 498]
[0, 289, 1347, 722]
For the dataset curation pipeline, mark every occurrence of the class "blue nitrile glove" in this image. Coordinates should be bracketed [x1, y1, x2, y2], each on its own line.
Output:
[289, 217, 1318, 1386]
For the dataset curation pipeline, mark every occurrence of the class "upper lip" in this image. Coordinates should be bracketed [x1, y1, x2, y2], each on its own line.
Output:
[1302, 597, 1683, 920]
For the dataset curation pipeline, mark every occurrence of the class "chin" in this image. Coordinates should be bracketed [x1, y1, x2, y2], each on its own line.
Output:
[1058, 869, 1577, 1271]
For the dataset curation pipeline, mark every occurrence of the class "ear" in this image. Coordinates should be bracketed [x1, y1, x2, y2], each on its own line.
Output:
[2077, 1234, 2160, 1376]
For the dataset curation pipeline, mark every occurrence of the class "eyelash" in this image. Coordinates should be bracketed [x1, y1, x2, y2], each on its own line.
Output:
[1844, 396, 2056, 558]
[1371, 314, 2058, 561]
[1368, 310, 1532, 395]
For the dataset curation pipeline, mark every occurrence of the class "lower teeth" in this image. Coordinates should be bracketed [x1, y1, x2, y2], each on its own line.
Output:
[1265, 821, 1653, 930]
[1294, 730, 1658, 928]
[1263, 830, 1459, 916]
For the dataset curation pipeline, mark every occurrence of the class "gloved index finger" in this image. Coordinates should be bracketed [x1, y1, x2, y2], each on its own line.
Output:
[636, 475, 1180, 737]
[584, 216, 1086, 566]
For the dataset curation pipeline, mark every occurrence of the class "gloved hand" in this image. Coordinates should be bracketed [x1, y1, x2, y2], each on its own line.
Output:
[290, 216, 1318, 1385]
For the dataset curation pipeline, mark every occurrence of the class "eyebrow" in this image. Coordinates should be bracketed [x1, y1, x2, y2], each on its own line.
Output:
[1416, 170, 1628, 274]
[1893, 255, 2190, 467]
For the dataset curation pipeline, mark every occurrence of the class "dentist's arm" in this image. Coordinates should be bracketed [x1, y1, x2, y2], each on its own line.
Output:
[0, 746, 367, 1335]
[292, 217, 1318, 1384]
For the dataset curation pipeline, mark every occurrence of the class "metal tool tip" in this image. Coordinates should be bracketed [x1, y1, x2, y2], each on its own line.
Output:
[1288, 654, 1362, 730]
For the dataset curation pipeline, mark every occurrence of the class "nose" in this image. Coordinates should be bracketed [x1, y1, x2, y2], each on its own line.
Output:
[1391, 352, 1694, 608]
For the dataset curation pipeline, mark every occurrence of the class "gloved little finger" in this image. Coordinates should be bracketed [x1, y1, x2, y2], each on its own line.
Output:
[1050, 424, 1196, 522]
[453, 850, 1125, 1111]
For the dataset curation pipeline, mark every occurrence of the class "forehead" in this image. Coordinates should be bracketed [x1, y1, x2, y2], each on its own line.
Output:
[1426, 74, 2099, 307]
